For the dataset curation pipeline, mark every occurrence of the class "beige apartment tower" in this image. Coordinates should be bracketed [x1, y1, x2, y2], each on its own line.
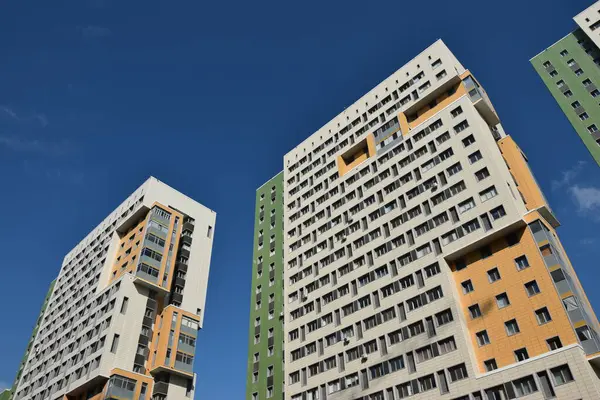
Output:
[12, 177, 215, 400]
[280, 40, 600, 400]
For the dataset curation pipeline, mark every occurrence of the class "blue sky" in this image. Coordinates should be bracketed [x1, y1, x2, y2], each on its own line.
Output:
[1, 0, 599, 397]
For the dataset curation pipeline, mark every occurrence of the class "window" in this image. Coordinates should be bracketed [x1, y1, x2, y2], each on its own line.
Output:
[563, 295, 579, 311]
[438, 336, 456, 354]
[448, 363, 468, 382]
[496, 293, 510, 309]
[484, 359, 497, 372]
[551, 364, 574, 385]
[252, 372, 258, 383]
[583, 78, 593, 87]
[513, 376, 537, 396]
[515, 255, 529, 270]
[525, 280, 540, 296]
[487, 267, 501, 283]
[110, 334, 119, 353]
[588, 124, 598, 133]
[461, 280, 474, 294]
[268, 346, 274, 356]
[476, 330, 490, 346]
[475, 168, 490, 181]
[536, 307, 552, 325]
[514, 347, 529, 361]
[505, 319, 520, 336]
[556, 80, 565, 88]
[253, 353, 259, 362]
[549, 70, 558, 77]
[490, 206, 506, 220]
[454, 120, 469, 133]
[560, 49, 569, 57]
[266, 386, 273, 398]
[469, 304, 482, 319]
[591, 89, 600, 97]
[447, 162, 462, 176]
[576, 325, 593, 341]
[120, 297, 128, 314]
[458, 198, 475, 214]
[579, 112, 590, 120]
[451, 106, 463, 117]
[289, 371, 299, 384]
[545, 336, 563, 351]
[462, 135, 475, 147]
[571, 100, 581, 108]
[468, 150, 482, 164]
[480, 186, 498, 202]
[575, 69, 584, 76]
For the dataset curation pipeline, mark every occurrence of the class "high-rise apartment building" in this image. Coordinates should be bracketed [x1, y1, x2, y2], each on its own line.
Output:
[12, 177, 216, 400]
[531, 0, 600, 166]
[276, 40, 600, 400]
[2, 281, 56, 400]
[246, 173, 285, 400]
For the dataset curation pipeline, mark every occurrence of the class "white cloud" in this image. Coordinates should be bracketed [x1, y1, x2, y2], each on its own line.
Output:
[570, 185, 600, 218]
[580, 238, 598, 246]
[0, 106, 48, 127]
[552, 161, 586, 190]
[0, 106, 19, 120]
[0, 135, 72, 156]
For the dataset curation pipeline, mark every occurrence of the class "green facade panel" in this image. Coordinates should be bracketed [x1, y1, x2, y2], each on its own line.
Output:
[531, 29, 600, 166]
[246, 172, 284, 400]
[3, 280, 55, 400]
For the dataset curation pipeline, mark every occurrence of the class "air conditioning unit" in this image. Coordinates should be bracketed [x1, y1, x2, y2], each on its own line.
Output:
[361, 355, 368, 363]
[343, 338, 350, 345]
[341, 236, 347, 242]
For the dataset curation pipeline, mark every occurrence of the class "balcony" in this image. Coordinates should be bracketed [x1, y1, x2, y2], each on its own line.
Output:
[174, 360, 194, 374]
[175, 259, 188, 272]
[175, 277, 186, 288]
[171, 292, 183, 304]
[179, 248, 190, 259]
[181, 235, 192, 246]
[182, 221, 195, 233]
[106, 385, 134, 400]
[153, 381, 169, 395]
[178, 341, 196, 355]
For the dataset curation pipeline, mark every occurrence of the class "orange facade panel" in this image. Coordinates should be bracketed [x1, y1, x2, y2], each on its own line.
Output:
[149, 305, 199, 377]
[498, 136, 547, 211]
[337, 134, 376, 177]
[451, 227, 578, 372]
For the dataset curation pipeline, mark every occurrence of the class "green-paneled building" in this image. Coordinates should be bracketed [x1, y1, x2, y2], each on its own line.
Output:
[531, 0, 600, 166]
[1, 280, 55, 400]
[246, 172, 284, 400]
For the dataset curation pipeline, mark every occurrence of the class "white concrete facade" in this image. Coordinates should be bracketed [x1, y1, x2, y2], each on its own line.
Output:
[574, 0, 600, 50]
[281, 40, 600, 400]
[14, 177, 216, 400]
